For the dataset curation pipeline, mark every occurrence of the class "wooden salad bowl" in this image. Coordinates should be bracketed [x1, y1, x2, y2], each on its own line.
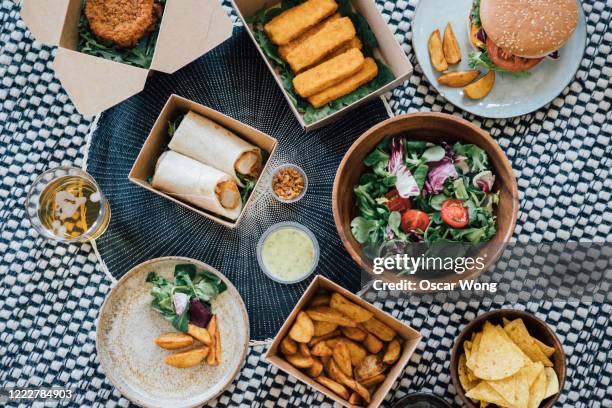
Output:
[332, 112, 519, 288]
[450, 309, 566, 408]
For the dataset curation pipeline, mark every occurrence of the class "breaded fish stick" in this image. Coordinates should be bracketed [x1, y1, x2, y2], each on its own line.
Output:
[278, 13, 341, 61]
[264, 0, 338, 45]
[293, 48, 365, 98]
[308, 57, 378, 108]
[286, 17, 356, 72]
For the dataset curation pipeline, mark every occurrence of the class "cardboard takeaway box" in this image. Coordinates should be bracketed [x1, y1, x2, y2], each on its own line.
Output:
[20, 0, 233, 116]
[129, 94, 278, 228]
[232, 0, 413, 130]
[266, 275, 421, 408]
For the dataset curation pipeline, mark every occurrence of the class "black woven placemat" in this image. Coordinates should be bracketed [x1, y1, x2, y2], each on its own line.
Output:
[85, 25, 391, 340]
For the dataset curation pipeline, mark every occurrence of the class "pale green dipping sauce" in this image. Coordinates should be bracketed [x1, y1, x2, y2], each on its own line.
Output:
[261, 227, 315, 281]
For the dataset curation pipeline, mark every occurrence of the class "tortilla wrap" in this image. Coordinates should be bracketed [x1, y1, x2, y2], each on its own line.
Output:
[152, 151, 242, 220]
[168, 111, 262, 186]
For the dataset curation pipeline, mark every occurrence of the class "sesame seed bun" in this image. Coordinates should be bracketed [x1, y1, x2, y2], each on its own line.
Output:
[480, 0, 579, 58]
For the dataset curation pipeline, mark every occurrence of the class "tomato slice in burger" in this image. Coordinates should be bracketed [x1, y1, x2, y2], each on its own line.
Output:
[384, 188, 411, 212]
[486, 37, 543, 72]
[441, 199, 469, 228]
[400, 210, 430, 233]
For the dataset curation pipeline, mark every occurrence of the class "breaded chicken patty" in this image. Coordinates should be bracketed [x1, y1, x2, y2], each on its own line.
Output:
[85, 0, 161, 48]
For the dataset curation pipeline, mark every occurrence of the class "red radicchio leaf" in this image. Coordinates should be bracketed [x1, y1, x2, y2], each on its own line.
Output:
[424, 144, 458, 195]
[189, 298, 212, 328]
[388, 137, 420, 198]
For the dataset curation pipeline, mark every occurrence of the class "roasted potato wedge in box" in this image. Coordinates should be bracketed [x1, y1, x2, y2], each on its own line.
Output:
[290, 311, 315, 343]
[307, 357, 324, 377]
[428, 29, 448, 72]
[164, 346, 209, 368]
[187, 323, 212, 345]
[286, 351, 315, 368]
[328, 338, 367, 366]
[363, 332, 384, 354]
[332, 341, 352, 377]
[312, 340, 333, 357]
[341, 326, 367, 342]
[355, 355, 385, 382]
[362, 317, 396, 342]
[359, 373, 386, 388]
[442, 23, 461, 64]
[314, 321, 338, 337]
[383, 339, 401, 365]
[329, 293, 373, 323]
[438, 70, 480, 87]
[299, 343, 311, 358]
[154, 332, 194, 350]
[309, 293, 331, 307]
[349, 392, 365, 406]
[306, 306, 357, 327]
[329, 359, 371, 403]
[316, 376, 350, 400]
[309, 329, 342, 347]
[464, 71, 495, 99]
[280, 336, 298, 355]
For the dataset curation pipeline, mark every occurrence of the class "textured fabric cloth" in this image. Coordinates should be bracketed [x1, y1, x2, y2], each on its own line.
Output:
[0, 1, 610, 408]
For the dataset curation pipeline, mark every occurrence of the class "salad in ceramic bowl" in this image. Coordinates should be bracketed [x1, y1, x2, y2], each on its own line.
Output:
[351, 137, 498, 247]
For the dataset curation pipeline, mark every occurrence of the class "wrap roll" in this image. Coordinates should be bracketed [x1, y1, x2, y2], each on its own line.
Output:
[152, 151, 242, 220]
[169, 111, 262, 186]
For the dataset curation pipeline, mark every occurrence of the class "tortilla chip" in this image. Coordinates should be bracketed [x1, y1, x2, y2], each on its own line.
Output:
[528, 370, 548, 408]
[466, 332, 482, 371]
[471, 322, 528, 380]
[513, 367, 531, 408]
[543, 367, 560, 399]
[480, 402, 488, 408]
[522, 361, 545, 388]
[466, 382, 511, 407]
[504, 319, 553, 367]
[459, 353, 479, 392]
[534, 338, 556, 358]
[487, 373, 517, 407]
[464, 340, 473, 361]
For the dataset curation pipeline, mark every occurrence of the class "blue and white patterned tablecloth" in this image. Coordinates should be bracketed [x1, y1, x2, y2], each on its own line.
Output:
[1, 0, 610, 407]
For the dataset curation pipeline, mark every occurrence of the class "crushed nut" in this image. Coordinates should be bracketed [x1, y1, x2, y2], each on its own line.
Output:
[272, 167, 305, 200]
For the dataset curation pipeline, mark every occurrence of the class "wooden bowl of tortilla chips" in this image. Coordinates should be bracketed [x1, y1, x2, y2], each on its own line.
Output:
[450, 309, 565, 408]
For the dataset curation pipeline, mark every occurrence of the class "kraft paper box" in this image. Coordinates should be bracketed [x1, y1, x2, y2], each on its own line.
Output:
[20, 0, 232, 116]
[232, 0, 413, 130]
[129, 94, 278, 228]
[266, 275, 421, 408]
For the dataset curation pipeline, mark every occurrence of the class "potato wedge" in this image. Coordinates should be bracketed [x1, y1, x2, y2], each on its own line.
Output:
[329, 360, 371, 403]
[383, 339, 401, 365]
[206, 315, 220, 366]
[187, 324, 211, 345]
[289, 311, 315, 343]
[306, 306, 356, 327]
[464, 70, 495, 99]
[438, 70, 480, 87]
[341, 326, 367, 342]
[470, 23, 485, 49]
[299, 343, 311, 358]
[307, 357, 324, 377]
[443, 23, 461, 64]
[329, 293, 373, 323]
[316, 376, 350, 400]
[164, 346, 209, 368]
[312, 341, 333, 357]
[359, 373, 386, 388]
[308, 329, 342, 347]
[349, 392, 365, 406]
[327, 338, 367, 365]
[313, 321, 338, 337]
[355, 355, 385, 382]
[332, 341, 352, 377]
[154, 332, 194, 350]
[363, 332, 384, 353]
[361, 317, 396, 341]
[309, 293, 331, 307]
[428, 29, 448, 72]
[280, 336, 298, 355]
[286, 351, 314, 368]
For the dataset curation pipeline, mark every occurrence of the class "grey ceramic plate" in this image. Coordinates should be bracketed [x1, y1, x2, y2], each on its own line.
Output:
[412, 0, 586, 118]
[96, 257, 249, 408]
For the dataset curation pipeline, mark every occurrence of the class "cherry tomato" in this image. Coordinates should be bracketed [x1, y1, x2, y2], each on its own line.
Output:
[441, 199, 469, 228]
[384, 188, 411, 212]
[486, 37, 543, 72]
[400, 210, 430, 233]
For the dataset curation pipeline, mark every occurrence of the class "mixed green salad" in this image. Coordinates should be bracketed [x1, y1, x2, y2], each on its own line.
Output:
[248, 0, 395, 124]
[351, 137, 499, 248]
[146, 264, 227, 332]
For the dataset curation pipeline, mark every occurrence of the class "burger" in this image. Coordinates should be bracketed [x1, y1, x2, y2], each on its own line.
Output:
[468, 0, 579, 76]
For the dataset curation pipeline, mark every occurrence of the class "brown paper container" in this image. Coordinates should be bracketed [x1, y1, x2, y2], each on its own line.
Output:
[266, 275, 422, 408]
[232, 0, 413, 130]
[128, 94, 278, 228]
[20, 0, 233, 116]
